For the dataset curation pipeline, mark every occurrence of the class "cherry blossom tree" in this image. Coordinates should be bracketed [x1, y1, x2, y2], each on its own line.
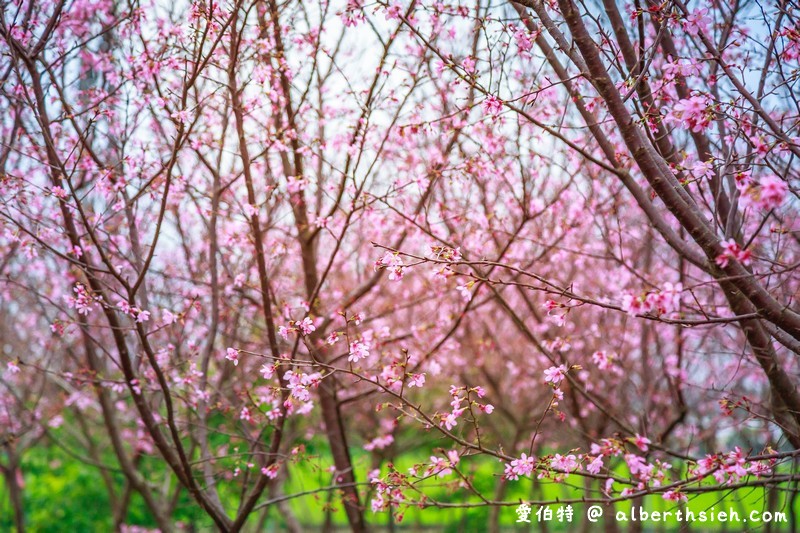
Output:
[1, 0, 798, 530]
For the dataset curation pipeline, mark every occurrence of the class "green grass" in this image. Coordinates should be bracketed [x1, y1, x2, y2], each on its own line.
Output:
[277, 447, 799, 531]
[2, 438, 798, 531]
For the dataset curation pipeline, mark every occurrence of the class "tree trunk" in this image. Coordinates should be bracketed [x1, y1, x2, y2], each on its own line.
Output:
[318, 380, 366, 532]
[2, 448, 25, 533]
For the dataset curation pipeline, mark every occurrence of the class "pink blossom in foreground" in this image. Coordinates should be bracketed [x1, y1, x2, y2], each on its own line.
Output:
[504, 453, 536, 480]
[543, 364, 568, 385]
[663, 490, 687, 502]
[716, 239, 752, 268]
[374, 252, 405, 281]
[225, 348, 240, 366]
[633, 434, 651, 452]
[348, 340, 370, 363]
[550, 454, 579, 473]
[668, 95, 712, 132]
[407, 373, 425, 387]
[298, 316, 316, 335]
[482, 95, 503, 116]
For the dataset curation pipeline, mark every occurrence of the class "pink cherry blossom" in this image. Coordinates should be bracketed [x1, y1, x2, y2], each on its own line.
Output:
[586, 456, 604, 474]
[668, 95, 712, 132]
[225, 348, 240, 366]
[482, 95, 503, 116]
[407, 373, 425, 387]
[663, 490, 687, 502]
[504, 453, 536, 480]
[550, 454, 579, 473]
[298, 317, 316, 335]
[633, 434, 651, 452]
[543, 364, 568, 385]
[716, 239, 752, 268]
[348, 340, 370, 363]
[756, 176, 788, 210]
